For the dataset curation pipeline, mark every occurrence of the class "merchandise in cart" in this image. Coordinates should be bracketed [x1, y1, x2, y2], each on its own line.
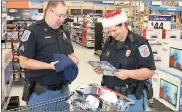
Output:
[5, 83, 135, 112]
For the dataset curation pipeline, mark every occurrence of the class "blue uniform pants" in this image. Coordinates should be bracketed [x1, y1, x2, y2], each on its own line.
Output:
[127, 90, 147, 111]
[28, 86, 70, 111]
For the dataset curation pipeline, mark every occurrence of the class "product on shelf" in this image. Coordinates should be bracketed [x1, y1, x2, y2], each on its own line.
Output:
[7, 32, 19, 40]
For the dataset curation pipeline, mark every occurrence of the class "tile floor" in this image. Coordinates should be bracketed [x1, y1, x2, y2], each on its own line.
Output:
[9, 42, 156, 110]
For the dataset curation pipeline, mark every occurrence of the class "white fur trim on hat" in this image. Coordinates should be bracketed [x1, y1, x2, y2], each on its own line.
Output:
[101, 12, 128, 28]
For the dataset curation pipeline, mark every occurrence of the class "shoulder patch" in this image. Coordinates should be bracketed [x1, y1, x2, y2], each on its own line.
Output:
[138, 44, 150, 57]
[21, 30, 31, 42]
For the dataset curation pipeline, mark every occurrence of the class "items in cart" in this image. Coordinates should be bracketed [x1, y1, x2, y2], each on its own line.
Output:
[6, 83, 135, 112]
[13, 73, 21, 81]
[72, 83, 135, 111]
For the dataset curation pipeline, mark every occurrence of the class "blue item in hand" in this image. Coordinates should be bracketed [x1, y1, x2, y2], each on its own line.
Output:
[52, 53, 78, 82]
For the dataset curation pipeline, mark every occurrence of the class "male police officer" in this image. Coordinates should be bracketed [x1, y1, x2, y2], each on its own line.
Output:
[18, 1, 79, 109]
[95, 10, 156, 111]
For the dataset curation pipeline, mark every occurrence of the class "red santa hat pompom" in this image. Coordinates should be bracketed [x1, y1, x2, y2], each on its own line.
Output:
[101, 9, 128, 28]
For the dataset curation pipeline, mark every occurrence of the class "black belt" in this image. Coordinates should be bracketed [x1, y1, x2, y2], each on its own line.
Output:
[34, 83, 68, 95]
[106, 83, 138, 96]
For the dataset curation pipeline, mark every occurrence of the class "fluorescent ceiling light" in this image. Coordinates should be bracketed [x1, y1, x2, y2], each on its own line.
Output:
[167, 8, 176, 11]
[152, 1, 162, 5]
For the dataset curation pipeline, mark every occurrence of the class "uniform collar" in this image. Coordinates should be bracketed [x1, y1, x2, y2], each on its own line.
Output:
[115, 29, 133, 50]
[42, 18, 58, 33]
[125, 29, 134, 43]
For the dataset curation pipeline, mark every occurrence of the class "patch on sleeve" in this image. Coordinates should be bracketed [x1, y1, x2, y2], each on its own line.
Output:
[19, 45, 25, 52]
[21, 30, 31, 42]
[138, 44, 150, 57]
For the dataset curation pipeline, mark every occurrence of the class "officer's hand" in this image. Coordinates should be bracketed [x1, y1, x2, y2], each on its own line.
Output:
[50, 61, 59, 70]
[94, 67, 103, 75]
[114, 70, 129, 80]
[68, 55, 79, 65]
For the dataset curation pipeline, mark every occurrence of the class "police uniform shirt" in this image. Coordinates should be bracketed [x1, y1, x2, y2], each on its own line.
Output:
[100, 30, 156, 87]
[18, 19, 74, 86]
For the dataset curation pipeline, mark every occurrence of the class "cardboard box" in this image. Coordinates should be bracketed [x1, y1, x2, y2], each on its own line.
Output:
[150, 44, 162, 53]
[160, 39, 182, 75]
[153, 53, 161, 61]
[165, 30, 181, 40]
[152, 69, 182, 111]
[143, 29, 163, 41]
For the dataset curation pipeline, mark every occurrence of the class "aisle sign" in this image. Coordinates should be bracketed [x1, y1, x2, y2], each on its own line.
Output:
[148, 15, 171, 30]
[140, 14, 144, 28]
[163, 1, 179, 6]
[176, 14, 180, 29]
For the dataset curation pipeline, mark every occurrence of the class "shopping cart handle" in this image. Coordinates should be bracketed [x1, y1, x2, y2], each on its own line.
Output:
[103, 86, 127, 99]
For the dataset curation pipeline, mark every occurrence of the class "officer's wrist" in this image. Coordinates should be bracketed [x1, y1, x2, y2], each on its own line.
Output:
[47, 63, 55, 70]
[128, 70, 135, 78]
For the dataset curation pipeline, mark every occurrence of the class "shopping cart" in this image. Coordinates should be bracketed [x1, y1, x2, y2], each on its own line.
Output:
[5, 83, 135, 112]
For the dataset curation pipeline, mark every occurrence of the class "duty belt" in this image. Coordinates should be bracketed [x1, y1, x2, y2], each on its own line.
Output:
[34, 83, 68, 95]
[106, 83, 139, 96]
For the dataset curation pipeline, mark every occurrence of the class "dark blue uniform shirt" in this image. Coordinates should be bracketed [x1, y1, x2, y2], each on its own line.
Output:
[18, 19, 74, 86]
[100, 30, 156, 87]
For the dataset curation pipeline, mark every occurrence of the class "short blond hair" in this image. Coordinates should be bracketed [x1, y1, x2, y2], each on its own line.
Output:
[46, 1, 66, 9]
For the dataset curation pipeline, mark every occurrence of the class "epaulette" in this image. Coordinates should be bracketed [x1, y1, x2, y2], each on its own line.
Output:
[27, 20, 44, 29]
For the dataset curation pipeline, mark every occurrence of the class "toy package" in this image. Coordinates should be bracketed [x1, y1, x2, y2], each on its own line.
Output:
[88, 61, 118, 76]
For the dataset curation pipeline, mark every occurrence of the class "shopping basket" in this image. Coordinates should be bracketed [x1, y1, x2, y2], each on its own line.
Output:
[5, 83, 135, 112]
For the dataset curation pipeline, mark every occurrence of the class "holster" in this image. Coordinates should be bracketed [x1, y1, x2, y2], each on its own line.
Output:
[134, 83, 144, 100]
[144, 81, 153, 100]
[34, 83, 69, 95]
[21, 78, 35, 103]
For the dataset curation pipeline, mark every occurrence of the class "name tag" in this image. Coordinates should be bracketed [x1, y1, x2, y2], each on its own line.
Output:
[45, 36, 51, 39]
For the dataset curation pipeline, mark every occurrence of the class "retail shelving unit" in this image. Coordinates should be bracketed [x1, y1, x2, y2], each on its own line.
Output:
[1, 1, 14, 111]
[6, 8, 42, 82]
[70, 15, 102, 48]
[6, 19, 36, 82]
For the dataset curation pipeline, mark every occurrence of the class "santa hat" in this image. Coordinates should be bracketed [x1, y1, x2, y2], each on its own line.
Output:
[102, 9, 128, 28]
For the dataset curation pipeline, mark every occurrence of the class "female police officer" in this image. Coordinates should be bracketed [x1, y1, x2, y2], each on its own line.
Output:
[94, 9, 156, 111]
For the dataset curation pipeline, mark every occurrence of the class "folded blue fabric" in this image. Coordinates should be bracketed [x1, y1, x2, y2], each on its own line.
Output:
[52, 53, 78, 82]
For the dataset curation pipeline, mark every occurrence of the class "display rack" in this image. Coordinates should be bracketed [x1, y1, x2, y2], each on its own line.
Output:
[6, 20, 36, 82]
[70, 15, 101, 48]
[6, 8, 42, 82]
[1, 1, 13, 111]
[2, 0, 7, 41]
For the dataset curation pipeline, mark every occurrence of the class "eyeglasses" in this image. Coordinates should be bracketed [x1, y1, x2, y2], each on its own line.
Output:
[50, 10, 67, 19]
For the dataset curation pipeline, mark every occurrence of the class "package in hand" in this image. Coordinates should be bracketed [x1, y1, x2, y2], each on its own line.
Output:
[88, 61, 118, 76]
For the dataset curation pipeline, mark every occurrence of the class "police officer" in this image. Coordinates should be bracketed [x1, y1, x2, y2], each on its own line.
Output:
[94, 10, 156, 111]
[18, 1, 79, 110]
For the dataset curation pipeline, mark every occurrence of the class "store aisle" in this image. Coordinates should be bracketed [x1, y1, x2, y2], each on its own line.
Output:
[69, 42, 102, 91]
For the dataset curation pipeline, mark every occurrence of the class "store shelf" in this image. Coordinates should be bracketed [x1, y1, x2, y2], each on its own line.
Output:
[7, 20, 37, 22]
[7, 29, 25, 32]
[2, 13, 7, 18]
[72, 39, 94, 48]
[87, 39, 95, 41]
